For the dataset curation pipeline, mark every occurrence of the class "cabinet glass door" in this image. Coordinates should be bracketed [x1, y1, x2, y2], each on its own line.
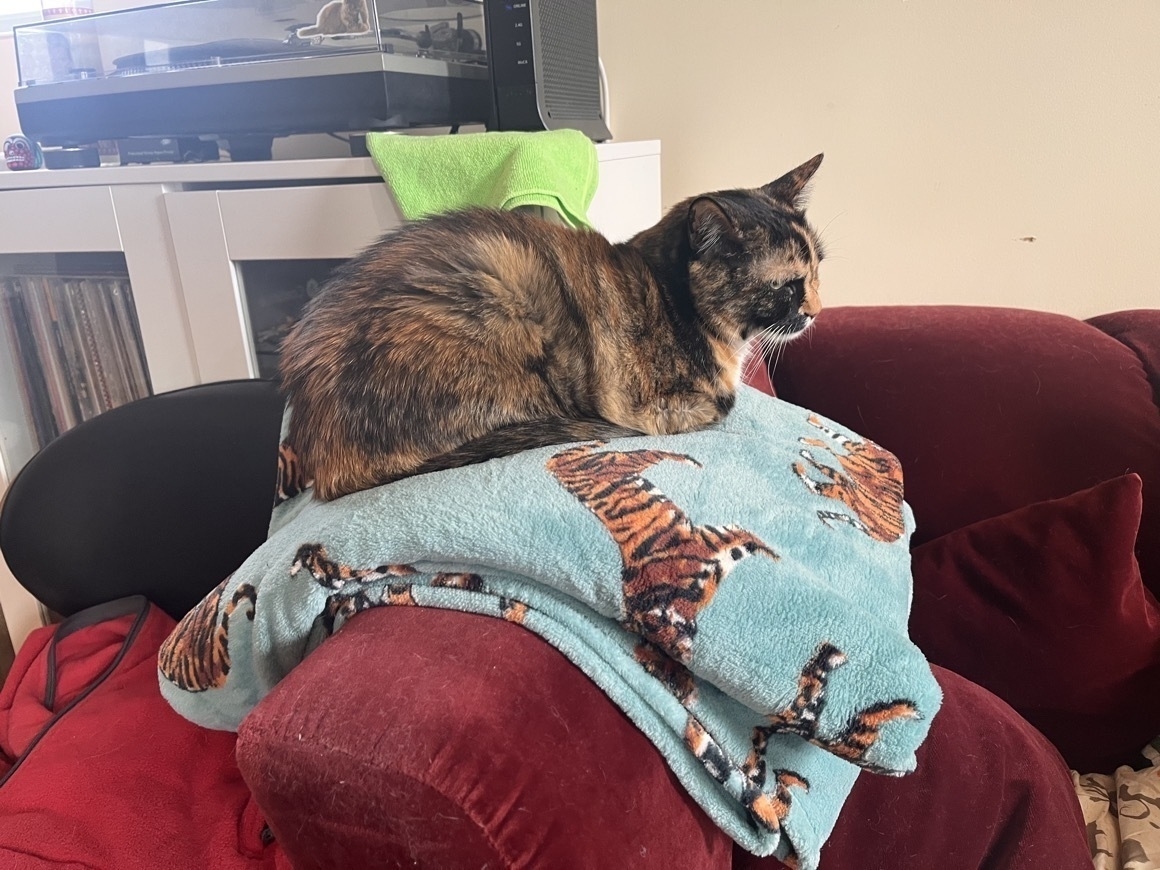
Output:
[0, 252, 152, 478]
[235, 259, 347, 381]
[164, 182, 404, 384]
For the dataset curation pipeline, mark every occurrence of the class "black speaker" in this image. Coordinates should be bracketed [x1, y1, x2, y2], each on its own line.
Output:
[484, 0, 612, 141]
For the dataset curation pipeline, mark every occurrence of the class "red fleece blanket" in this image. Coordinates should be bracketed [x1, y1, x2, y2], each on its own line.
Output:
[0, 597, 286, 870]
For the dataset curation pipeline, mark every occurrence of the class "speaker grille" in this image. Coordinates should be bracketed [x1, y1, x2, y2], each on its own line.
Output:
[536, 0, 603, 120]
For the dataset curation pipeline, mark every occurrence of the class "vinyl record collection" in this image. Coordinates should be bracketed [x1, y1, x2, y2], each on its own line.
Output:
[1, 274, 151, 449]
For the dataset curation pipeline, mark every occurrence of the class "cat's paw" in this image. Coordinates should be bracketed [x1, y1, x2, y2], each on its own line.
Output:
[645, 394, 727, 435]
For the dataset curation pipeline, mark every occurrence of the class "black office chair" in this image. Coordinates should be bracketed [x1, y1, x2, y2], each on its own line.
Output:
[0, 380, 286, 620]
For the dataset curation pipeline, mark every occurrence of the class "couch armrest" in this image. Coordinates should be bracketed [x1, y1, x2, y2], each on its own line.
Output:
[236, 606, 733, 869]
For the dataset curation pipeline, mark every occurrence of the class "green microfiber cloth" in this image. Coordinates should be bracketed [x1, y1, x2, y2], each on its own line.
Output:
[366, 129, 599, 227]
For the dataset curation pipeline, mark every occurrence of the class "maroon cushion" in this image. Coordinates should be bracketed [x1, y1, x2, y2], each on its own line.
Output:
[237, 606, 734, 870]
[734, 666, 1092, 870]
[909, 474, 1160, 772]
[771, 306, 1160, 596]
[1088, 310, 1160, 410]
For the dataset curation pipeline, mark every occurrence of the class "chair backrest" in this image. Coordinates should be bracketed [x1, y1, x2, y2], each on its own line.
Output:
[0, 379, 286, 620]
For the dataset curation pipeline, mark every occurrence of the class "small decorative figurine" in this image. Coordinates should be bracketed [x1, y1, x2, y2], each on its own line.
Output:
[4, 135, 43, 171]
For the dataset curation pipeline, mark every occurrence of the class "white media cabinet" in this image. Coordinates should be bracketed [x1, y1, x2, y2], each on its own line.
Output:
[0, 140, 662, 653]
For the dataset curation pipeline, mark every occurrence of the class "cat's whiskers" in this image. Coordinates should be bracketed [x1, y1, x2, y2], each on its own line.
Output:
[742, 326, 780, 384]
[762, 324, 796, 380]
[736, 339, 754, 384]
[770, 341, 788, 380]
[740, 336, 765, 384]
[738, 315, 813, 385]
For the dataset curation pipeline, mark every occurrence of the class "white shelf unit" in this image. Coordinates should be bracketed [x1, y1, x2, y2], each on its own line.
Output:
[0, 141, 662, 652]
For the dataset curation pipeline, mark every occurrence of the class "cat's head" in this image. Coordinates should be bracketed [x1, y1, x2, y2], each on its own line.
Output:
[637, 154, 825, 349]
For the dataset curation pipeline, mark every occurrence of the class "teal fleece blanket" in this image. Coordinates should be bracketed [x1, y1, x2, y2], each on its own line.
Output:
[158, 386, 941, 868]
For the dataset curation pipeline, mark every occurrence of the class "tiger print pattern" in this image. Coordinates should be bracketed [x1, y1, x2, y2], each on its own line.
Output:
[499, 597, 529, 624]
[387, 583, 417, 606]
[547, 443, 777, 663]
[634, 639, 698, 705]
[158, 578, 257, 692]
[291, 544, 487, 634]
[684, 715, 733, 782]
[764, 642, 847, 739]
[432, 573, 485, 592]
[320, 587, 379, 635]
[793, 415, 905, 542]
[746, 770, 810, 839]
[684, 714, 809, 837]
[291, 542, 417, 589]
[756, 642, 919, 772]
[275, 441, 310, 506]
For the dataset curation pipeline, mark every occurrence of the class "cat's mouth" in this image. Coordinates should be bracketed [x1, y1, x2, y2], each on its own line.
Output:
[745, 313, 816, 344]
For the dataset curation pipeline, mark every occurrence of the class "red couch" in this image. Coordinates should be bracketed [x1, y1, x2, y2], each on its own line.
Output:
[3, 305, 1157, 868]
[236, 305, 1160, 869]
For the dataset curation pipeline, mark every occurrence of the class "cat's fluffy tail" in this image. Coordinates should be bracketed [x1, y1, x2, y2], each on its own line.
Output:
[413, 419, 640, 477]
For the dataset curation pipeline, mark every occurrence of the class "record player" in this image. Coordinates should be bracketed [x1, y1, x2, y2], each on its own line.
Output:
[12, 0, 610, 161]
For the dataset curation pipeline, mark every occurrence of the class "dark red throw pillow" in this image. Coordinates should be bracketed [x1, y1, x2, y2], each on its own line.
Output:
[909, 474, 1160, 773]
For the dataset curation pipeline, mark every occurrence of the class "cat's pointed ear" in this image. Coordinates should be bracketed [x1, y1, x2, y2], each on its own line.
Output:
[762, 153, 824, 208]
[688, 197, 739, 255]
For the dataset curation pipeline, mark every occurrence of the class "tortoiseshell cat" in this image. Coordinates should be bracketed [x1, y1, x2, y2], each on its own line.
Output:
[280, 154, 825, 500]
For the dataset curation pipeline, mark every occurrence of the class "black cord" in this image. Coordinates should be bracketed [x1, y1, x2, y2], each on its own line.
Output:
[449, 124, 461, 134]
[326, 132, 351, 143]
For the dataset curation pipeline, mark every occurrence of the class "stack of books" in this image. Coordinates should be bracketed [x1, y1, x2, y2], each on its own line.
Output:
[1, 274, 152, 450]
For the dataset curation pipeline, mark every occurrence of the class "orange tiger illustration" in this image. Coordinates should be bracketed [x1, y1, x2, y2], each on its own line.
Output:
[745, 769, 810, 836]
[499, 597, 529, 624]
[684, 715, 733, 782]
[684, 713, 809, 835]
[275, 441, 310, 506]
[315, 579, 426, 635]
[291, 542, 416, 590]
[634, 639, 698, 705]
[387, 583, 417, 606]
[792, 414, 905, 543]
[764, 642, 848, 738]
[547, 443, 777, 663]
[158, 578, 257, 692]
[293, 545, 486, 633]
[756, 642, 919, 772]
[432, 573, 485, 592]
[320, 587, 378, 635]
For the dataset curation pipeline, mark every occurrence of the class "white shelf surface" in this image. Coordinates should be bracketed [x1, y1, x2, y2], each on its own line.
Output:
[0, 140, 660, 191]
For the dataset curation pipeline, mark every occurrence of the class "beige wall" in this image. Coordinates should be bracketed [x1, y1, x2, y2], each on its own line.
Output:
[598, 0, 1160, 318]
[3, 2, 1157, 317]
